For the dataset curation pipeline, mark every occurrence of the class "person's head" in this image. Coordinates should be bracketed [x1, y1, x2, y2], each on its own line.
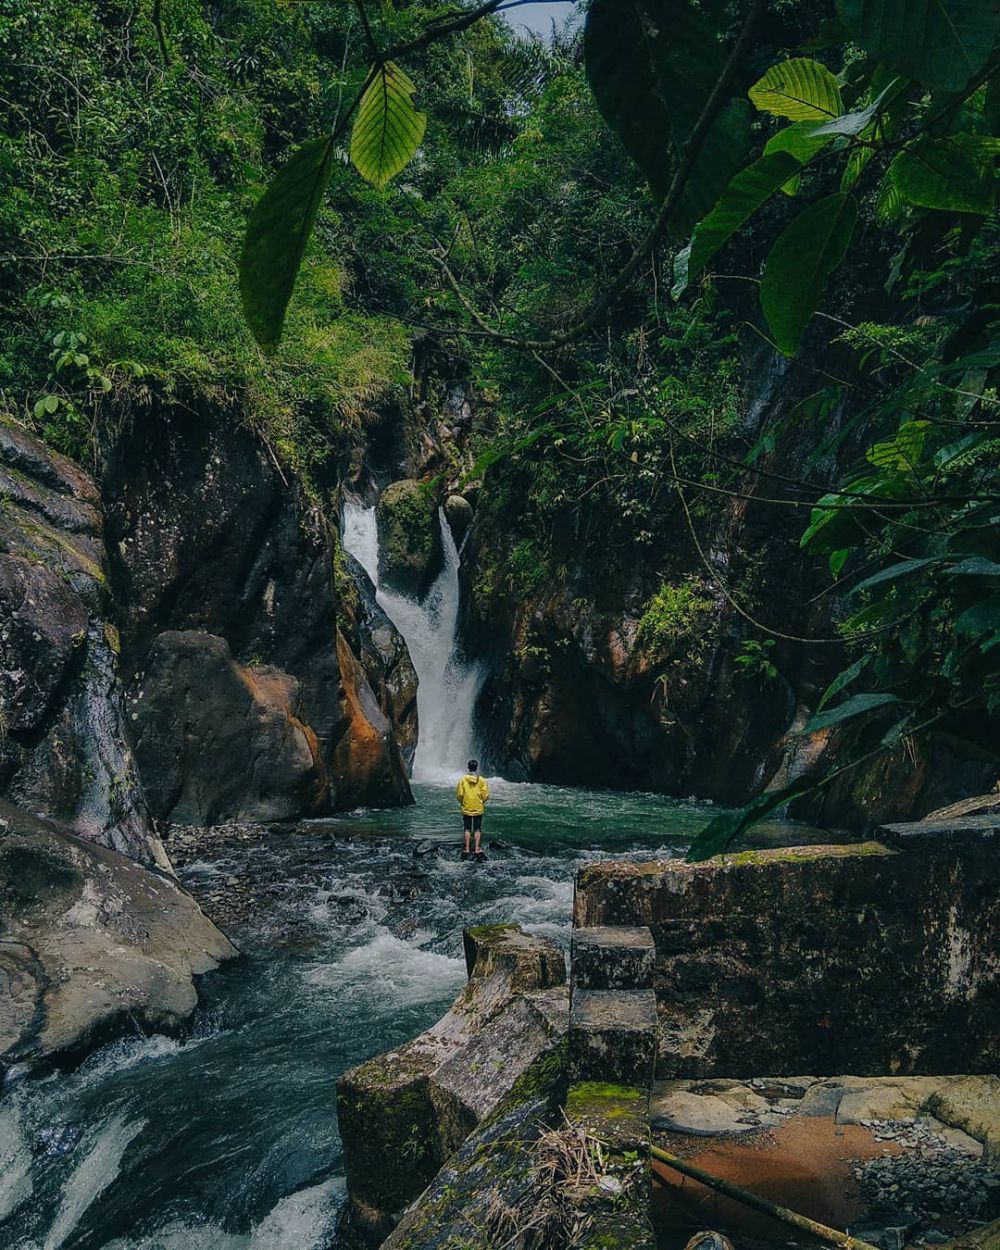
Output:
[467, 759, 479, 774]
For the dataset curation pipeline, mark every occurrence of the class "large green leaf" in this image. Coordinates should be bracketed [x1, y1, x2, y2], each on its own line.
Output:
[765, 120, 835, 196]
[865, 419, 930, 470]
[584, 0, 748, 222]
[890, 136, 1000, 215]
[350, 62, 427, 190]
[848, 556, 941, 597]
[686, 776, 816, 862]
[239, 135, 338, 349]
[670, 99, 752, 237]
[816, 655, 869, 713]
[748, 58, 843, 121]
[801, 691, 900, 735]
[760, 192, 858, 356]
[673, 151, 801, 294]
[836, 0, 1000, 91]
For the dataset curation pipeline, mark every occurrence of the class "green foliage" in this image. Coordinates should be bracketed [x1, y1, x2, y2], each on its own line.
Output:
[637, 579, 714, 653]
[584, 0, 732, 203]
[889, 137, 1000, 216]
[836, 0, 1000, 91]
[240, 136, 339, 350]
[748, 58, 843, 122]
[674, 152, 801, 294]
[760, 193, 858, 356]
[350, 62, 427, 190]
[686, 776, 815, 863]
[734, 639, 778, 681]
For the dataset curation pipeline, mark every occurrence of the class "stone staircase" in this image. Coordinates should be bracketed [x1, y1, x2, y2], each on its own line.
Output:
[569, 924, 658, 1084]
[566, 923, 658, 1249]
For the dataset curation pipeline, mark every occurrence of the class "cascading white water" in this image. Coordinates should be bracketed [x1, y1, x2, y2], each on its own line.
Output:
[341, 497, 484, 781]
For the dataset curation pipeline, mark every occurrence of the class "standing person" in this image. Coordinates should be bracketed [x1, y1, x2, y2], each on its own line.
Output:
[457, 759, 489, 862]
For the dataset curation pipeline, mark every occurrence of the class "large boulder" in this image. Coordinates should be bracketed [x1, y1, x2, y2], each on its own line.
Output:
[0, 418, 163, 865]
[375, 479, 442, 597]
[129, 630, 328, 825]
[443, 493, 473, 545]
[0, 799, 236, 1068]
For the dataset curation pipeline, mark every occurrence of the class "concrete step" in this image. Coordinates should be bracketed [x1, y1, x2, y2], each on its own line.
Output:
[571, 925, 655, 993]
[569, 987, 657, 1086]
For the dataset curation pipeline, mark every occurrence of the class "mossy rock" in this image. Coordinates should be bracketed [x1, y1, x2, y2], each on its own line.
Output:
[376, 479, 441, 597]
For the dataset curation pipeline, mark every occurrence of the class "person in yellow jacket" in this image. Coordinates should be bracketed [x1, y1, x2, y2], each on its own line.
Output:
[457, 759, 489, 862]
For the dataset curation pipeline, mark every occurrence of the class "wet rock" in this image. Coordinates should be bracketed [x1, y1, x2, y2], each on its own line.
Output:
[130, 631, 327, 825]
[375, 479, 441, 597]
[443, 494, 473, 544]
[0, 799, 236, 1068]
[333, 630, 413, 810]
[837, 1079, 942, 1126]
[340, 551, 418, 771]
[569, 988, 657, 1087]
[0, 418, 161, 864]
[572, 926, 655, 993]
[102, 404, 411, 818]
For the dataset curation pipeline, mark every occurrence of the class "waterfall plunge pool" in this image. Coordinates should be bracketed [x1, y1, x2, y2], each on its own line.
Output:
[0, 778, 833, 1250]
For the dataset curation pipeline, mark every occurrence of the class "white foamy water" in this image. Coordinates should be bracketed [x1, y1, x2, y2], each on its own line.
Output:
[342, 496, 486, 778]
[0, 1100, 34, 1223]
[44, 1113, 146, 1250]
[98, 1178, 345, 1250]
[304, 929, 466, 1008]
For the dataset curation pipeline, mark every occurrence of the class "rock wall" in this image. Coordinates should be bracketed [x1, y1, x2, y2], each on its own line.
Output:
[101, 403, 412, 819]
[574, 818, 1000, 1078]
[0, 419, 164, 864]
[458, 340, 998, 824]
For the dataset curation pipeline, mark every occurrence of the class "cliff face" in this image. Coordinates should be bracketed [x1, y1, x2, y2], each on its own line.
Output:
[0, 419, 164, 864]
[456, 337, 997, 827]
[101, 403, 412, 819]
[0, 405, 414, 841]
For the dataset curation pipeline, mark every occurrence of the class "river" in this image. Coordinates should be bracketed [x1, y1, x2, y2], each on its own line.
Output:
[0, 777, 740, 1250]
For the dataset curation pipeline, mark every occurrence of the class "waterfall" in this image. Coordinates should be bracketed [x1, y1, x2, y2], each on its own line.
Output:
[341, 497, 483, 782]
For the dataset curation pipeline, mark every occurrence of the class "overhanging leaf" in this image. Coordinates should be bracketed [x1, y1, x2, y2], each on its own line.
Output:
[800, 691, 900, 735]
[955, 593, 1000, 641]
[673, 151, 801, 295]
[848, 556, 941, 597]
[947, 557, 1000, 577]
[350, 62, 427, 190]
[760, 192, 858, 356]
[764, 120, 834, 194]
[890, 136, 1000, 215]
[816, 655, 870, 713]
[748, 57, 843, 122]
[865, 419, 930, 470]
[240, 134, 338, 349]
[584, 0, 750, 227]
[670, 99, 752, 237]
[686, 775, 816, 862]
[836, 0, 1000, 91]
[811, 79, 901, 139]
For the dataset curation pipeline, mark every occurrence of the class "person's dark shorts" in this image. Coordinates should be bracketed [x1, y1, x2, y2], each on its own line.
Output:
[463, 814, 483, 834]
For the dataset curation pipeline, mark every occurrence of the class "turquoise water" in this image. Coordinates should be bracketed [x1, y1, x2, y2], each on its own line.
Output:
[0, 779, 823, 1249]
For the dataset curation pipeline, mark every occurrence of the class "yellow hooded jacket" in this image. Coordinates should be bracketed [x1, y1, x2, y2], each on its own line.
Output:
[456, 773, 489, 816]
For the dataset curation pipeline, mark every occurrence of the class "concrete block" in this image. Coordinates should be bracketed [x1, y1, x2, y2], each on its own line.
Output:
[569, 988, 657, 1087]
[572, 925, 655, 993]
